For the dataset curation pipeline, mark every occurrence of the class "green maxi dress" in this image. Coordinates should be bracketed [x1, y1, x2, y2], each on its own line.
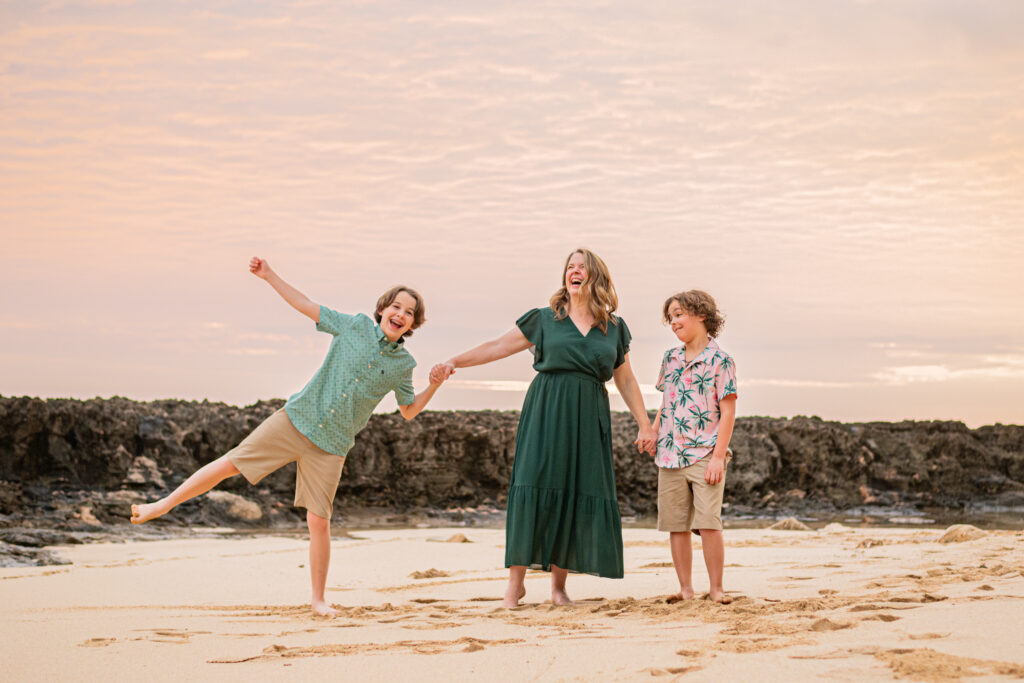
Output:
[505, 307, 631, 578]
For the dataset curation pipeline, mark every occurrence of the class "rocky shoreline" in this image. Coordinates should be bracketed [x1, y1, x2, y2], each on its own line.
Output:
[1, 396, 1023, 566]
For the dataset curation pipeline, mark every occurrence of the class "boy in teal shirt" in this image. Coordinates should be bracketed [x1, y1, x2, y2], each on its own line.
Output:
[131, 257, 445, 616]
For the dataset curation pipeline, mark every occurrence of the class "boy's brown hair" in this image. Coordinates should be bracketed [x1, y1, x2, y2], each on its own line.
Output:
[375, 285, 426, 339]
[662, 290, 725, 338]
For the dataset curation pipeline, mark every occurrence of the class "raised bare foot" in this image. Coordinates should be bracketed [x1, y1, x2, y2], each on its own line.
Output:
[312, 600, 340, 617]
[707, 591, 733, 604]
[130, 502, 166, 525]
[503, 585, 526, 608]
[551, 587, 574, 606]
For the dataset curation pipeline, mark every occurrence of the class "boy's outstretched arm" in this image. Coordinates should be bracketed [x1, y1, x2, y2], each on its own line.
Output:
[397, 375, 445, 421]
[250, 257, 320, 322]
[705, 395, 736, 484]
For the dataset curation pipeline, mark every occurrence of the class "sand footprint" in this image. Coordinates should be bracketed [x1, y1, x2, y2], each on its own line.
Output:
[78, 637, 116, 648]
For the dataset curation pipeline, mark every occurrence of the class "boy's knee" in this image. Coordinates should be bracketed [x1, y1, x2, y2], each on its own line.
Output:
[306, 510, 329, 531]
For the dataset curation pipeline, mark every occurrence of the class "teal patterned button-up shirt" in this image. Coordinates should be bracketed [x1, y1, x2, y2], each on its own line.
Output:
[285, 307, 417, 456]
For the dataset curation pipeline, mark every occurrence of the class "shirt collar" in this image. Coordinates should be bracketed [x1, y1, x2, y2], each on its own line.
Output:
[374, 323, 406, 353]
[679, 338, 719, 368]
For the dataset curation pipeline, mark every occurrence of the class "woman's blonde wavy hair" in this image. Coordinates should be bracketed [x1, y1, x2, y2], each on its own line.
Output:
[549, 247, 619, 333]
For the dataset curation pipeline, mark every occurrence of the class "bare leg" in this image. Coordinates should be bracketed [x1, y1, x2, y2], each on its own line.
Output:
[130, 455, 240, 524]
[699, 529, 730, 603]
[307, 510, 338, 616]
[504, 565, 527, 608]
[667, 531, 695, 602]
[550, 564, 573, 605]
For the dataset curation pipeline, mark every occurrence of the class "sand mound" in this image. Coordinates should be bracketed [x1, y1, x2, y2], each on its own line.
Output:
[769, 517, 811, 531]
[445, 533, 471, 543]
[938, 525, 986, 543]
[409, 568, 449, 579]
[820, 523, 850, 533]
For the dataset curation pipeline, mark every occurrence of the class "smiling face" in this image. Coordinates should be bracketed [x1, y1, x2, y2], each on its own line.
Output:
[564, 251, 587, 297]
[666, 299, 707, 345]
[378, 290, 418, 342]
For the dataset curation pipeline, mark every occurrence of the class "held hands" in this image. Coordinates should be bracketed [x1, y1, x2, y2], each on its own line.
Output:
[249, 256, 272, 279]
[634, 423, 657, 456]
[429, 361, 456, 386]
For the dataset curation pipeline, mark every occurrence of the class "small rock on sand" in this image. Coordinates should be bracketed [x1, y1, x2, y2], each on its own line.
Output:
[445, 533, 471, 543]
[938, 524, 986, 543]
[769, 517, 811, 531]
[205, 491, 263, 522]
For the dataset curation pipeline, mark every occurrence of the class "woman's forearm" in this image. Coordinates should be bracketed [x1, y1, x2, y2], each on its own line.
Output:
[448, 328, 531, 369]
[616, 374, 652, 428]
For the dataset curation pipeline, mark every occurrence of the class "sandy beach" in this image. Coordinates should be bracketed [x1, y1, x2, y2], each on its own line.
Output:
[2, 525, 1023, 681]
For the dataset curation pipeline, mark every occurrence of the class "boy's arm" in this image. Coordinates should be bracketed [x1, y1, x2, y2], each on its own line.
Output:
[250, 257, 320, 323]
[397, 378, 443, 421]
[705, 395, 736, 484]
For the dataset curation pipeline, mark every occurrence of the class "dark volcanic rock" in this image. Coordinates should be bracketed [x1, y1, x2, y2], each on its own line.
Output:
[1, 397, 1022, 543]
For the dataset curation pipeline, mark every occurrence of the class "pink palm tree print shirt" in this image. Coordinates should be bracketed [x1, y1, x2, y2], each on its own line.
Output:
[654, 338, 737, 468]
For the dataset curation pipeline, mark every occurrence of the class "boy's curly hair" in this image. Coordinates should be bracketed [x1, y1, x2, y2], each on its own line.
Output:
[375, 285, 426, 339]
[662, 289, 725, 338]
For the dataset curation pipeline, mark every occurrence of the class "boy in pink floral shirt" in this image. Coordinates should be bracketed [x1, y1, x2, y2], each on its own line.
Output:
[648, 289, 737, 604]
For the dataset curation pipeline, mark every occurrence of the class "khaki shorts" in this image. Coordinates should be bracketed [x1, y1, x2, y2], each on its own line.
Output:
[657, 455, 729, 534]
[226, 408, 345, 520]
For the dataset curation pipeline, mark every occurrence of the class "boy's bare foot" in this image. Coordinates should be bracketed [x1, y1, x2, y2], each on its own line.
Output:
[312, 600, 340, 617]
[130, 502, 166, 525]
[551, 587, 574, 606]
[503, 585, 527, 608]
[707, 591, 733, 604]
[666, 587, 695, 604]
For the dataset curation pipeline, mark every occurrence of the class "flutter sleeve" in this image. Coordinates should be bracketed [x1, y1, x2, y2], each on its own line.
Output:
[516, 308, 544, 359]
[613, 316, 632, 369]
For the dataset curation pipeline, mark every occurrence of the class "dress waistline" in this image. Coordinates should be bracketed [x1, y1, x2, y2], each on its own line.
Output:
[537, 370, 607, 388]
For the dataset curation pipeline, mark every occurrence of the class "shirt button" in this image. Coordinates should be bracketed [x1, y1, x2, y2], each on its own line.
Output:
[355, 378, 359, 382]
[379, 351, 383, 355]
[318, 424, 323, 429]
[330, 409, 335, 413]
[343, 393, 347, 397]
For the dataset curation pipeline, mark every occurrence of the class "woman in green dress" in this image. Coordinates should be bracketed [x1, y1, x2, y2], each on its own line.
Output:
[431, 248, 656, 607]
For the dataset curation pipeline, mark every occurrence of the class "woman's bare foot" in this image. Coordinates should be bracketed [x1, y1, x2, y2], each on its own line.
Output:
[312, 600, 340, 617]
[503, 585, 527, 608]
[707, 591, 733, 604]
[130, 502, 167, 525]
[551, 587, 574, 606]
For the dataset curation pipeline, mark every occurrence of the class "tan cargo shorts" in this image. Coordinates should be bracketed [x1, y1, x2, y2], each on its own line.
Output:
[657, 455, 729, 534]
[226, 408, 345, 520]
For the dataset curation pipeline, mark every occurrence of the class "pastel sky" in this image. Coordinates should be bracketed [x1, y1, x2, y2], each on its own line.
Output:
[2, 1, 1023, 427]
